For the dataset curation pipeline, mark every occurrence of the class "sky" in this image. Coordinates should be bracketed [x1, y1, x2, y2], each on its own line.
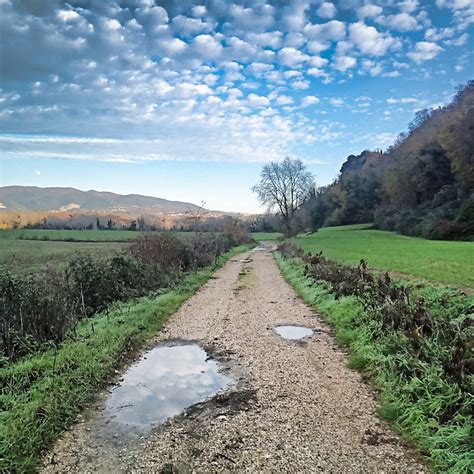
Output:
[0, 0, 473, 213]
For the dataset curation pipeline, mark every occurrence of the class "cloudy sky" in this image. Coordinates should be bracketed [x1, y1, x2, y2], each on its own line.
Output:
[1, 0, 472, 212]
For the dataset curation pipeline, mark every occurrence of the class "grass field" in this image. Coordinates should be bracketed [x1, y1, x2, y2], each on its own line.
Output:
[0, 229, 149, 241]
[251, 232, 283, 241]
[0, 229, 197, 273]
[0, 239, 125, 273]
[293, 224, 474, 289]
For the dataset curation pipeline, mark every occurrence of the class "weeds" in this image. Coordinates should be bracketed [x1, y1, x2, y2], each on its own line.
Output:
[276, 245, 473, 472]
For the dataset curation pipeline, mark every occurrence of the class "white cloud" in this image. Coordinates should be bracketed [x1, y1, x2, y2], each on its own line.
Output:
[332, 55, 357, 71]
[407, 41, 443, 62]
[191, 6, 206, 18]
[387, 97, 420, 104]
[329, 98, 344, 107]
[276, 95, 294, 105]
[301, 95, 320, 107]
[317, 2, 337, 19]
[35, 169, 41, 176]
[303, 20, 346, 41]
[57, 10, 80, 22]
[278, 47, 309, 67]
[356, 4, 383, 19]
[172, 15, 213, 37]
[246, 31, 282, 49]
[378, 13, 420, 32]
[292, 79, 310, 89]
[349, 22, 399, 56]
[281, 0, 310, 32]
[399, 1, 419, 13]
[247, 93, 270, 107]
[192, 34, 222, 59]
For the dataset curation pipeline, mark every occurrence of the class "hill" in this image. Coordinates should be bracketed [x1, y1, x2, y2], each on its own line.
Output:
[0, 186, 201, 213]
[299, 81, 474, 240]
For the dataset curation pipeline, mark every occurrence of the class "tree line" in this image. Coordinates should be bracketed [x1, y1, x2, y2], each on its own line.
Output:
[254, 81, 473, 240]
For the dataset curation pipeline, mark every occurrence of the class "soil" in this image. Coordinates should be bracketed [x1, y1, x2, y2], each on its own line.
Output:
[42, 243, 426, 473]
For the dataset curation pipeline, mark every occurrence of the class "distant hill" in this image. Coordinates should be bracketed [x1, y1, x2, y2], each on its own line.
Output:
[0, 186, 202, 213]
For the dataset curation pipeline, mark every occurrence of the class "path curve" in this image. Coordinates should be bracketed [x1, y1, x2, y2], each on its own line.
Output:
[43, 244, 425, 473]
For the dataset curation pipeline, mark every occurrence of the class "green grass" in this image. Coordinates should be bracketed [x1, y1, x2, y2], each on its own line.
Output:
[0, 229, 160, 241]
[0, 243, 253, 472]
[0, 239, 125, 273]
[251, 232, 283, 241]
[292, 224, 474, 289]
[275, 253, 474, 473]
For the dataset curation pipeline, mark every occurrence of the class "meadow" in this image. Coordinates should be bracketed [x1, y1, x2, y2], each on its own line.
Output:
[293, 224, 474, 289]
[0, 229, 148, 241]
[0, 239, 125, 273]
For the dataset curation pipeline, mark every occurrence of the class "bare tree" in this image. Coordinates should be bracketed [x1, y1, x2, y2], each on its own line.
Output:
[252, 157, 314, 230]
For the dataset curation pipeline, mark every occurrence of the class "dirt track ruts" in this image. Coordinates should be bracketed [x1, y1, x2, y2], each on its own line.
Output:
[42, 244, 425, 473]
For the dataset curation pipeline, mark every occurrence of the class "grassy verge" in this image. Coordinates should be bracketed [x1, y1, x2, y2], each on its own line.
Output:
[275, 252, 473, 473]
[0, 244, 253, 472]
[292, 224, 474, 289]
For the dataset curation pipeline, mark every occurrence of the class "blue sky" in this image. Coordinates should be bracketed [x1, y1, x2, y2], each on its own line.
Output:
[0, 0, 472, 212]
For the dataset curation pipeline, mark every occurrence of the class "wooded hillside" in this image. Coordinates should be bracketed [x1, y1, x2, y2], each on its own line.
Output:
[301, 81, 473, 240]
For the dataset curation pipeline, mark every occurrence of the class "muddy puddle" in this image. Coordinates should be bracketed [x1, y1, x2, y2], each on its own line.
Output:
[103, 342, 233, 433]
[274, 325, 314, 340]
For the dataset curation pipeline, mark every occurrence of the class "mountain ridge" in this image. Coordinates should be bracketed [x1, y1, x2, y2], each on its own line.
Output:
[0, 186, 202, 213]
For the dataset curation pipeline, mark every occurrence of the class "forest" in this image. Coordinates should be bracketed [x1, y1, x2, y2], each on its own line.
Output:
[299, 81, 473, 240]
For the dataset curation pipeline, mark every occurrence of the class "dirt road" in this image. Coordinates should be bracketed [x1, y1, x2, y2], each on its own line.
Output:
[43, 244, 424, 472]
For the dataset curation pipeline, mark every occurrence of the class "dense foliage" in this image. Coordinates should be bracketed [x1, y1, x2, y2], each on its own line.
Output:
[0, 233, 241, 361]
[277, 243, 473, 471]
[300, 81, 474, 240]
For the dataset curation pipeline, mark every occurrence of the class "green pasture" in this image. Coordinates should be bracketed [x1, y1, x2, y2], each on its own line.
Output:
[293, 224, 474, 289]
[0, 229, 147, 241]
[0, 239, 125, 273]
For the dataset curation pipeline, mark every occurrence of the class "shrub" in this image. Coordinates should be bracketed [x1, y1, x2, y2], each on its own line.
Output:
[1, 233, 240, 361]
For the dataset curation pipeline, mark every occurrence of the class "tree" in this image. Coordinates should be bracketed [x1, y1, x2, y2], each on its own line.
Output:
[252, 157, 314, 231]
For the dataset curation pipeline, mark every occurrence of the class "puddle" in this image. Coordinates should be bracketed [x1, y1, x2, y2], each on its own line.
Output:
[274, 325, 314, 340]
[104, 342, 233, 433]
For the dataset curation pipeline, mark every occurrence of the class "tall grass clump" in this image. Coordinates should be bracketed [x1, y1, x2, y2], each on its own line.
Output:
[277, 242, 473, 472]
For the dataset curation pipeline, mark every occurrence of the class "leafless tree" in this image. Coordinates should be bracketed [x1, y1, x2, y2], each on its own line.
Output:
[252, 157, 314, 230]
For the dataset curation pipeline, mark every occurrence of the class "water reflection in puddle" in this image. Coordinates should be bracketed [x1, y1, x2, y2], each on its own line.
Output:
[104, 342, 233, 432]
[275, 325, 314, 340]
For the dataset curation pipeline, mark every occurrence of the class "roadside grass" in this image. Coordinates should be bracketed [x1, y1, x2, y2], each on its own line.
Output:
[275, 253, 474, 473]
[0, 244, 253, 472]
[292, 224, 474, 289]
[251, 232, 283, 241]
[0, 239, 125, 273]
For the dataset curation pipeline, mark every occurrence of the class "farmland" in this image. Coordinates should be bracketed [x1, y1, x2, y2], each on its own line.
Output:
[0, 229, 148, 241]
[0, 229, 191, 273]
[293, 224, 474, 289]
[0, 238, 125, 274]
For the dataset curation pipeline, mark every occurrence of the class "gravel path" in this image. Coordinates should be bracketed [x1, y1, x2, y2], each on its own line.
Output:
[42, 244, 425, 473]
